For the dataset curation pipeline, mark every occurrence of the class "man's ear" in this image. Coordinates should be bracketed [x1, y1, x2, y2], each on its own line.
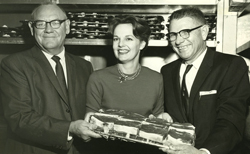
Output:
[140, 41, 146, 50]
[28, 21, 34, 36]
[201, 25, 209, 41]
[65, 19, 70, 34]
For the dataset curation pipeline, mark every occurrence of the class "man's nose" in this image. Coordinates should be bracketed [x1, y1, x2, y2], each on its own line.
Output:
[44, 22, 53, 33]
[175, 33, 185, 45]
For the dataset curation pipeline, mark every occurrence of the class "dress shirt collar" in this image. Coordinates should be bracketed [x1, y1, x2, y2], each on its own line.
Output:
[41, 48, 68, 85]
[180, 47, 208, 94]
[42, 48, 66, 61]
[183, 47, 207, 69]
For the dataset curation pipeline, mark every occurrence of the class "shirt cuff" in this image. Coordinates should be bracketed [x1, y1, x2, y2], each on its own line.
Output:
[199, 148, 211, 154]
[67, 132, 73, 141]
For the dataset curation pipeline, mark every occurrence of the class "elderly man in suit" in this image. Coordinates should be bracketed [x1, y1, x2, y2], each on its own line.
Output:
[0, 3, 100, 154]
[160, 7, 250, 154]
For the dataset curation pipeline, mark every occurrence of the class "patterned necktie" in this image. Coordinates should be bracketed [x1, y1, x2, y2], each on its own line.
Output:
[181, 64, 193, 118]
[52, 55, 68, 97]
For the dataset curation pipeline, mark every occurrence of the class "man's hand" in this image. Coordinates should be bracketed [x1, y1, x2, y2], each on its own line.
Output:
[69, 120, 101, 142]
[84, 112, 95, 122]
[160, 144, 208, 154]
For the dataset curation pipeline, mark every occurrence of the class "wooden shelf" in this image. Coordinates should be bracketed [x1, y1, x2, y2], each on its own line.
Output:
[0, 38, 168, 46]
[59, 0, 218, 5]
[65, 38, 111, 46]
[0, 37, 216, 48]
[65, 39, 169, 46]
[0, 0, 217, 5]
[0, 0, 218, 48]
[0, 0, 217, 14]
[0, 37, 32, 44]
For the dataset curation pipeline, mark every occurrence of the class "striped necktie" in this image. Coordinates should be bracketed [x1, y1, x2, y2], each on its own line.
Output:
[181, 64, 193, 118]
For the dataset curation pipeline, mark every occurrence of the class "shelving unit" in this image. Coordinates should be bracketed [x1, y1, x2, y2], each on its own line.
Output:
[0, 0, 219, 49]
[0, 37, 217, 48]
[1, 0, 248, 71]
[0, 0, 218, 5]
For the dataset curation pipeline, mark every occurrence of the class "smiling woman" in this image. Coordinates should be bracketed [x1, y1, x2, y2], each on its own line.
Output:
[112, 23, 144, 67]
[85, 15, 172, 154]
[86, 15, 165, 117]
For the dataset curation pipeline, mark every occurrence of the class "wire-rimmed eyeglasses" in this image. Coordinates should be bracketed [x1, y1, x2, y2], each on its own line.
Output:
[166, 25, 203, 41]
[32, 19, 67, 29]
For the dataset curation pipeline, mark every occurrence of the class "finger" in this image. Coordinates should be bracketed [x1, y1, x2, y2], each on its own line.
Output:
[159, 148, 168, 152]
[161, 113, 173, 123]
[167, 117, 173, 123]
[169, 116, 173, 123]
[156, 113, 162, 119]
[159, 148, 176, 154]
[84, 112, 95, 122]
[81, 135, 91, 142]
[83, 137, 91, 142]
[149, 114, 156, 119]
[83, 137, 90, 141]
[88, 123, 98, 130]
[170, 144, 187, 151]
[80, 120, 97, 130]
[99, 109, 104, 112]
[85, 129, 102, 138]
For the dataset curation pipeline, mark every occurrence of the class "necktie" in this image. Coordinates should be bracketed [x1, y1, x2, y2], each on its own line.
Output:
[181, 64, 193, 118]
[52, 56, 68, 97]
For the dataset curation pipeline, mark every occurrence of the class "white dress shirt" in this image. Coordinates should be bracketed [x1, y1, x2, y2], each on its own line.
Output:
[179, 48, 207, 96]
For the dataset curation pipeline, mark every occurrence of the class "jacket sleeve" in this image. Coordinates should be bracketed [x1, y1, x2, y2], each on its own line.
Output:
[0, 57, 72, 150]
[203, 56, 250, 154]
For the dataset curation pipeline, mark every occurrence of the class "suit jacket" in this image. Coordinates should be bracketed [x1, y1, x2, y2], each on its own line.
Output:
[161, 48, 250, 154]
[0, 45, 93, 154]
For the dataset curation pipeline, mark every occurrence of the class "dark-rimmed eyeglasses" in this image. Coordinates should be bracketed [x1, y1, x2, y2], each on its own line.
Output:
[32, 19, 67, 29]
[166, 25, 203, 41]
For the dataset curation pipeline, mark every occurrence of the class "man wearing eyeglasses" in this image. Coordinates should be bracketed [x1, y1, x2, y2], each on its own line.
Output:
[0, 2, 101, 154]
[160, 7, 250, 154]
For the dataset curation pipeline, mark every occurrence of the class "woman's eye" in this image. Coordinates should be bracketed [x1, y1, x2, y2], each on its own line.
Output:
[126, 37, 133, 41]
[113, 38, 118, 41]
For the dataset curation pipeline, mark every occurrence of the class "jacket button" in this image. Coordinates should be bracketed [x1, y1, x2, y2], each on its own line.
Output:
[66, 109, 70, 113]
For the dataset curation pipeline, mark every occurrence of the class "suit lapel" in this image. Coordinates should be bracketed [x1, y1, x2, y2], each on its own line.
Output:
[190, 48, 214, 98]
[172, 60, 188, 122]
[31, 46, 69, 106]
[65, 53, 76, 112]
[189, 48, 214, 120]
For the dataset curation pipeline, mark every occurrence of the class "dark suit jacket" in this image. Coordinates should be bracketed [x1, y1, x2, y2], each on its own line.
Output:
[161, 48, 250, 154]
[0, 45, 93, 154]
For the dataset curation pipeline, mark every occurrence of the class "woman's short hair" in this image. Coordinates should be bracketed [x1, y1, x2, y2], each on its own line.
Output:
[108, 15, 151, 50]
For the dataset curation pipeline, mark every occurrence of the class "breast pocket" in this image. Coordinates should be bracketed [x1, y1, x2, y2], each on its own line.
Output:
[198, 93, 218, 119]
[199, 94, 217, 101]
